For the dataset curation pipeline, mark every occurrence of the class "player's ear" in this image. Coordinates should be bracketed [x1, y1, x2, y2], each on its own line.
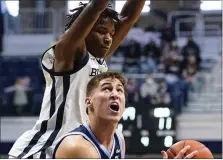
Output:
[85, 97, 90, 106]
[85, 97, 94, 113]
[85, 97, 91, 106]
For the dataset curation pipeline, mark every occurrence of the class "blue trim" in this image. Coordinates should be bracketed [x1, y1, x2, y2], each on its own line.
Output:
[83, 123, 115, 158]
[41, 46, 89, 76]
[110, 137, 116, 158]
[115, 132, 124, 158]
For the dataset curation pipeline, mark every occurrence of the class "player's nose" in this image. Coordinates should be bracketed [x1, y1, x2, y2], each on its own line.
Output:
[110, 89, 119, 99]
[104, 34, 112, 45]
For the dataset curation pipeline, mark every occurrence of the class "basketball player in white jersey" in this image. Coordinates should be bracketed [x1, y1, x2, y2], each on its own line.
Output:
[9, 0, 146, 158]
[54, 72, 126, 159]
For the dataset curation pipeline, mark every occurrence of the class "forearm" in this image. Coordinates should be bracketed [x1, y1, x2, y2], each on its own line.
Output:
[55, 0, 110, 64]
[105, 0, 146, 57]
[61, 0, 110, 45]
[90, 0, 110, 11]
[120, 0, 146, 24]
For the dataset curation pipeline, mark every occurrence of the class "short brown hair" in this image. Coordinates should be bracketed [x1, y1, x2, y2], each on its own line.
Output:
[86, 71, 127, 97]
[86, 72, 127, 114]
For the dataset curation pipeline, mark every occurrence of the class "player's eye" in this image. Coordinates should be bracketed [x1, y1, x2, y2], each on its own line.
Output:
[117, 88, 124, 93]
[98, 29, 107, 34]
[102, 87, 111, 91]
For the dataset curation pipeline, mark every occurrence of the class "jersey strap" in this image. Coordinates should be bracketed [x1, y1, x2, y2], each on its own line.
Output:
[41, 46, 89, 76]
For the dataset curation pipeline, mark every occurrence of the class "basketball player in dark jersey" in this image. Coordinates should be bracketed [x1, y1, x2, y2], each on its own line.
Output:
[53, 72, 198, 159]
[54, 72, 127, 158]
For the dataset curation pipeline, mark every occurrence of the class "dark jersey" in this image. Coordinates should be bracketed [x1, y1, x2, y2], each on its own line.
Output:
[53, 123, 124, 159]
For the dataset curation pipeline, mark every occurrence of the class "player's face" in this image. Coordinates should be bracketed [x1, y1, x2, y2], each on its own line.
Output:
[89, 78, 125, 122]
[85, 17, 115, 58]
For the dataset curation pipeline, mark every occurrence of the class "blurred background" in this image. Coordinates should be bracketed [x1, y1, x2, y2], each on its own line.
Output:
[0, 0, 222, 158]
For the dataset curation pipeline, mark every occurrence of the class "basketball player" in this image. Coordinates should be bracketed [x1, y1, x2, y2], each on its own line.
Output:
[53, 72, 126, 158]
[53, 71, 197, 159]
[9, 0, 146, 158]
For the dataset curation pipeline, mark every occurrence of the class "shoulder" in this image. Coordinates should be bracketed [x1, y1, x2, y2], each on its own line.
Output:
[41, 45, 55, 68]
[55, 135, 99, 159]
[42, 45, 55, 60]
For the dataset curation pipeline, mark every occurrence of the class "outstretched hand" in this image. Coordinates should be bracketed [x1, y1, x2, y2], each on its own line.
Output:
[161, 145, 199, 159]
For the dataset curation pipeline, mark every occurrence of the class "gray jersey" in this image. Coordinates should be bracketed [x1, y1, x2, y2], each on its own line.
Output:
[9, 46, 108, 158]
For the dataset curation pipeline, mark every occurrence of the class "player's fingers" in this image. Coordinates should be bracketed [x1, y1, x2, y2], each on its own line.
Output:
[174, 145, 190, 159]
[184, 150, 198, 159]
[161, 151, 168, 159]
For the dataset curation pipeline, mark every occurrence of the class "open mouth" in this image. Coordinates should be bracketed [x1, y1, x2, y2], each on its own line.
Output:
[109, 102, 119, 112]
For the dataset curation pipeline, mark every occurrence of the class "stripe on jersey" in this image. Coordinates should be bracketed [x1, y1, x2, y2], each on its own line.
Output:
[27, 154, 34, 159]
[18, 49, 90, 158]
[49, 75, 56, 117]
[18, 75, 56, 158]
[39, 151, 46, 159]
[39, 75, 70, 158]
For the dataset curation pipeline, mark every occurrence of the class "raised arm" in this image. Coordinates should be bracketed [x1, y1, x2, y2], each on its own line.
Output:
[54, 0, 110, 72]
[105, 0, 146, 58]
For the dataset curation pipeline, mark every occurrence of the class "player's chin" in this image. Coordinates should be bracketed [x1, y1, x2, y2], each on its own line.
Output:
[98, 48, 109, 57]
[105, 115, 121, 123]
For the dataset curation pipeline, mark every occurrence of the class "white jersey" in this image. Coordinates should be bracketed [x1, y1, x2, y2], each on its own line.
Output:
[9, 46, 108, 158]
